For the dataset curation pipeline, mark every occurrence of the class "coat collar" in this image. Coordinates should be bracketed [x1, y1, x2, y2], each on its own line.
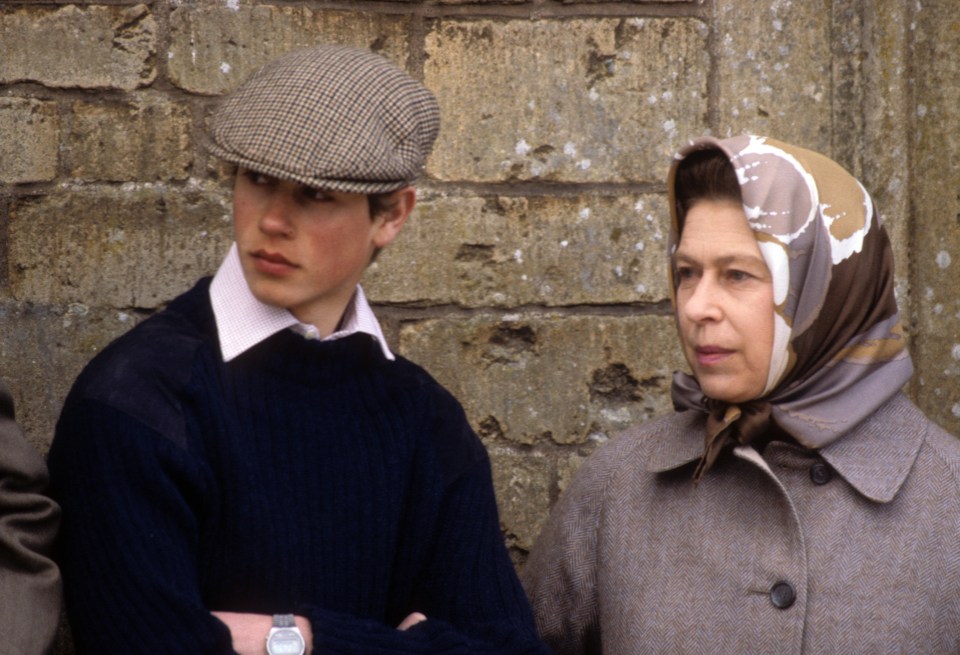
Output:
[641, 393, 924, 504]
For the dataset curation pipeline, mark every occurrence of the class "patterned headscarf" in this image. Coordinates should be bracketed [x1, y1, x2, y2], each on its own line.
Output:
[667, 135, 913, 481]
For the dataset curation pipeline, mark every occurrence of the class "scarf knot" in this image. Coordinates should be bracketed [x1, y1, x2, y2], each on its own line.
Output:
[692, 399, 772, 482]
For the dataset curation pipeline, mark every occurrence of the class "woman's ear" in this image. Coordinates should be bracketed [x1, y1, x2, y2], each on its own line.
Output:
[372, 187, 416, 249]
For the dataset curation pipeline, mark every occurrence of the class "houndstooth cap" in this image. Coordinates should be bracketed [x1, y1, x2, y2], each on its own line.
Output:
[207, 45, 440, 194]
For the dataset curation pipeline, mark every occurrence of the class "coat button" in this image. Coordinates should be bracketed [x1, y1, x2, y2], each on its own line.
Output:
[810, 462, 833, 485]
[770, 581, 796, 609]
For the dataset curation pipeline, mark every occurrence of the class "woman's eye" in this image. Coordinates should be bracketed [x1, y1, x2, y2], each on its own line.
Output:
[726, 269, 751, 282]
[675, 267, 696, 281]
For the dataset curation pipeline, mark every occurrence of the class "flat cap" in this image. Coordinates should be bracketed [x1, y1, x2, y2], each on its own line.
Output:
[207, 45, 440, 194]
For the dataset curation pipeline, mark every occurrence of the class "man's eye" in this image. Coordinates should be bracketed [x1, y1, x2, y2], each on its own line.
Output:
[243, 170, 273, 185]
[302, 186, 333, 202]
[726, 270, 751, 282]
[675, 267, 695, 280]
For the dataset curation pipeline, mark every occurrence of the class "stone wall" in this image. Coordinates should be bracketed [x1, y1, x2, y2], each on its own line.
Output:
[2, 0, 959, 626]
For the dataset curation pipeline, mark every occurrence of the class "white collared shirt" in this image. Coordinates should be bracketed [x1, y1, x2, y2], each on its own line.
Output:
[209, 243, 394, 363]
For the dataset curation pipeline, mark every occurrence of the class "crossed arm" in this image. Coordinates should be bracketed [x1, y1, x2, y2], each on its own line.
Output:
[50, 397, 549, 654]
[212, 611, 427, 654]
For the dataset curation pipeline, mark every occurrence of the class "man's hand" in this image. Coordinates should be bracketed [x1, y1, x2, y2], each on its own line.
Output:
[212, 611, 313, 655]
[211, 612, 427, 655]
[212, 609, 425, 653]
[397, 612, 427, 630]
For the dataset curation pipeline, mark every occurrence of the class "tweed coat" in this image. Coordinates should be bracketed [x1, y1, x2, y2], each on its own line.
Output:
[0, 378, 61, 654]
[521, 392, 960, 654]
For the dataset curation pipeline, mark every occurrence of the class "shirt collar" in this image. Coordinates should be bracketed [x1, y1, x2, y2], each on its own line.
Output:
[642, 393, 922, 503]
[209, 243, 394, 363]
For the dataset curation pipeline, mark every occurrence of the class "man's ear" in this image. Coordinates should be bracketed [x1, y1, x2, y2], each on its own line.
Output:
[372, 187, 416, 249]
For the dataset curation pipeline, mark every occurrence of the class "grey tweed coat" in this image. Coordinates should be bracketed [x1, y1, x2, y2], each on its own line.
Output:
[0, 379, 60, 654]
[522, 393, 960, 654]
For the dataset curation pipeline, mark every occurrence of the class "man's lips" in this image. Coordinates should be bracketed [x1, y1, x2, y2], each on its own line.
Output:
[250, 249, 297, 274]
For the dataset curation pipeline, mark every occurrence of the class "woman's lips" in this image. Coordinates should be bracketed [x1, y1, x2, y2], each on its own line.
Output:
[250, 249, 297, 275]
[695, 346, 733, 366]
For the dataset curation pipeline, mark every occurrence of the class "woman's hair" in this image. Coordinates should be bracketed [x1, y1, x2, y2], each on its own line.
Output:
[673, 149, 743, 226]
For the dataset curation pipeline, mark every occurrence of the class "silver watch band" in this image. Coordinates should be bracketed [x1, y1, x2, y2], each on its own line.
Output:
[273, 613, 296, 628]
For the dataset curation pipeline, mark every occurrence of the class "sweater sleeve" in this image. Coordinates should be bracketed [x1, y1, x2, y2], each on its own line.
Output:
[48, 398, 236, 654]
[301, 389, 552, 655]
[521, 442, 610, 655]
[0, 379, 61, 655]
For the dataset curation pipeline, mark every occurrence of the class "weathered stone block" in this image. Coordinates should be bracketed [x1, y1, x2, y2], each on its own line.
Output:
[399, 313, 687, 445]
[168, 6, 412, 95]
[0, 5, 156, 90]
[488, 446, 551, 551]
[556, 0, 689, 2]
[69, 95, 193, 182]
[424, 17, 709, 183]
[0, 302, 142, 453]
[858, 2, 912, 318]
[431, 0, 526, 5]
[910, 2, 960, 435]
[0, 98, 59, 184]
[714, 0, 833, 149]
[8, 185, 233, 308]
[366, 192, 671, 307]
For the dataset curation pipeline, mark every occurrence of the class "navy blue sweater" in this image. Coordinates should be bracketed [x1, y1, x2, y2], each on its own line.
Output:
[49, 279, 548, 654]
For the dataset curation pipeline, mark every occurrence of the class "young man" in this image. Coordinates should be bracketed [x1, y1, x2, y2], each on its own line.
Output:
[49, 45, 548, 655]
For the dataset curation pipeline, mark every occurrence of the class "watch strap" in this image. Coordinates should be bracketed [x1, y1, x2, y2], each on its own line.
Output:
[273, 614, 296, 628]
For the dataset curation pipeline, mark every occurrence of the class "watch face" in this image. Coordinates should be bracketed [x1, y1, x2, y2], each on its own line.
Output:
[267, 628, 305, 655]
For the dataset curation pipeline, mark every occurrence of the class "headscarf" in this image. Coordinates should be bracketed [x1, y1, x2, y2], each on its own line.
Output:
[667, 135, 913, 481]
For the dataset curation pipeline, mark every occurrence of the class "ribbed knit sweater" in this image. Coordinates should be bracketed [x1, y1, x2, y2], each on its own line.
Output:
[49, 279, 548, 655]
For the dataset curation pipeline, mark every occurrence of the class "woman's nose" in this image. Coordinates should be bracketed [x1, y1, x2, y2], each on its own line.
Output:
[682, 276, 723, 323]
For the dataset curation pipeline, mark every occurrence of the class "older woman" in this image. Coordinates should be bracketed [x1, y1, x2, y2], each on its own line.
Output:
[521, 135, 960, 654]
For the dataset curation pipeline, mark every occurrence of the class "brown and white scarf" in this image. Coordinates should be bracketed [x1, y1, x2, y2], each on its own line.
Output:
[667, 135, 913, 480]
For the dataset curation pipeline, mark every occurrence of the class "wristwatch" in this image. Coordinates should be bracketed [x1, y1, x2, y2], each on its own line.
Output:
[266, 614, 305, 655]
